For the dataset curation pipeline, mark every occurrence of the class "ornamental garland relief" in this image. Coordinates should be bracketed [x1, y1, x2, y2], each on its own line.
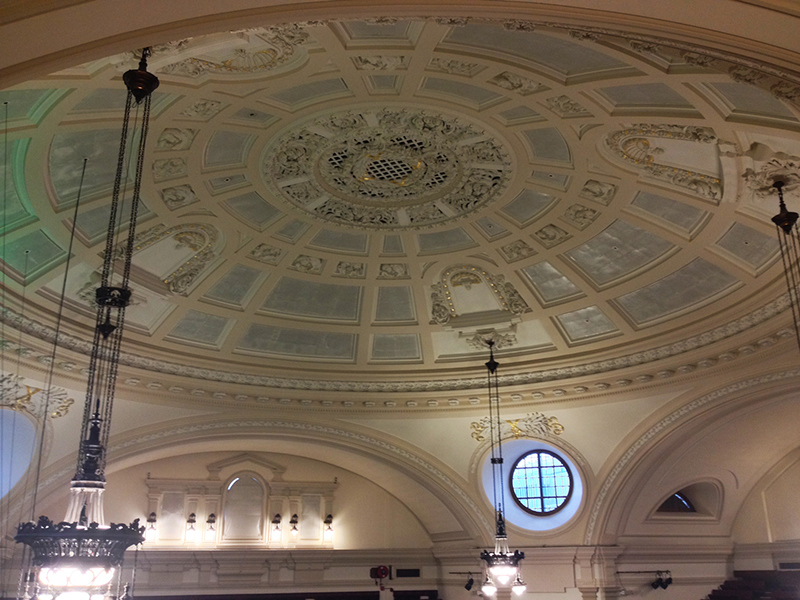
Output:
[261, 107, 512, 230]
[471, 412, 565, 442]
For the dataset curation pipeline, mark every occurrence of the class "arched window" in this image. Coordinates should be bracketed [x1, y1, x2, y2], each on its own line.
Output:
[510, 450, 573, 515]
[223, 473, 265, 541]
[657, 491, 696, 513]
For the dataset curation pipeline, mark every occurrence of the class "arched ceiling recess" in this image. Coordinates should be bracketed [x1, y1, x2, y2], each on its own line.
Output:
[2, 12, 800, 409]
[26, 415, 494, 545]
[588, 374, 800, 545]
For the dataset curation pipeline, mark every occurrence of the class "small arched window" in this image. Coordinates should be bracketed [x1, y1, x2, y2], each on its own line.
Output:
[223, 473, 265, 541]
[510, 450, 573, 515]
[657, 491, 696, 513]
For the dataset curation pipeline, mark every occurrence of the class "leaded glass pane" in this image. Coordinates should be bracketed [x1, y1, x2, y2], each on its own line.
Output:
[510, 450, 573, 515]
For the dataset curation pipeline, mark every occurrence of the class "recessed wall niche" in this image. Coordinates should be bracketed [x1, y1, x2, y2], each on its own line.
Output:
[144, 453, 336, 547]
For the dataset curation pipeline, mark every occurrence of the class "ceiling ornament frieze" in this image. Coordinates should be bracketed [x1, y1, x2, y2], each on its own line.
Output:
[0, 296, 794, 397]
[104, 16, 800, 107]
[470, 412, 564, 442]
[262, 107, 512, 230]
[0, 372, 74, 419]
[112, 24, 316, 79]
[498, 19, 800, 107]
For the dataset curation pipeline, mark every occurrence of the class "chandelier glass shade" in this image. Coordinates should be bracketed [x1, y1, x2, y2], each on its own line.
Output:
[14, 49, 158, 600]
[479, 342, 526, 596]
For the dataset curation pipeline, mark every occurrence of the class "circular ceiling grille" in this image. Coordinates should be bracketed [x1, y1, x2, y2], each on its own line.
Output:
[262, 107, 512, 229]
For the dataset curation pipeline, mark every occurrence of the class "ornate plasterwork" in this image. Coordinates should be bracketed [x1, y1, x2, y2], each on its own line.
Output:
[378, 263, 409, 279]
[489, 72, 544, 95]
[152, 157, 187, 182]
[742, 156, 800, 197]
[429, 264, 531, 325]
[533, 223, 571, 248]
[470, 412, 565, 442]
[156, 128, 198, 151]
[289, 254, 325, 274]
[179, 99, 225, 120]
[160, 184, 198, 210]
[262, 107, 512, 230]
[106, 223, 220, 295]
[353, 55, 408, 70]
[562, 204, 599, 230]
[427, 58, 481, 76]
[113, 25, 312, 79]
[334, 261, 366, 278]
[0, 373, 73, 419]
[545, 95, 592, 117]
[604, 125, 722, 201]
[498, 239, 536, 263]
[579, 179, 617, 205]
[0, 300, 795, 396]
[463, 328, 517, 350]
[248, 243, 283, 265]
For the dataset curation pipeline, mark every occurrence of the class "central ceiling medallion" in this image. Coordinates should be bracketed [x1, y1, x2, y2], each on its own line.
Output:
[262, 107, 512, 229]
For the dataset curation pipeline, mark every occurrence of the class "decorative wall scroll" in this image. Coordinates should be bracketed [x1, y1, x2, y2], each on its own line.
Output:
[471, 412, 565, 442]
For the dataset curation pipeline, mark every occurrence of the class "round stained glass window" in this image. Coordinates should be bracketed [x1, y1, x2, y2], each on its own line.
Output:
[510, 450, 573, 515]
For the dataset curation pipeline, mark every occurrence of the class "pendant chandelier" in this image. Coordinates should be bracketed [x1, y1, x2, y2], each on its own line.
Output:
[771, 181, 800, 352]
[14, 48, 159, 600]
[479, 341, 526, 596]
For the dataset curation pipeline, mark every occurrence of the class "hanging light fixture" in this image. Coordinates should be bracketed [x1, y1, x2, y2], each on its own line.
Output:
[14, 48, 159, 600]
[323, 514, 334, 542]
[289, 514, 299, 537]
[479, 341, 526, 596]
[771, 181, 800, 352]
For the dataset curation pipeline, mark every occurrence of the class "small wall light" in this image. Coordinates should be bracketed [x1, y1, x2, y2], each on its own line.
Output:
[651, 571, 672, 589]
[145, 512, 157, 542]
[289, 514, 299, 537]
[204, 513, 216, 542]
[185, 513, 197, 542]
[323, 514, 333, 542]
[270, 514, 282, 542]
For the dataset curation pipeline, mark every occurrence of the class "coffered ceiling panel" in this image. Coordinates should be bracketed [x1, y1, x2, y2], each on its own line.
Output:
[3, 17, 799, 402]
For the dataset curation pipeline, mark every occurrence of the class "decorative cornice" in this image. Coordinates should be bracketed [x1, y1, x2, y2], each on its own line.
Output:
[0, 293, 794, 395]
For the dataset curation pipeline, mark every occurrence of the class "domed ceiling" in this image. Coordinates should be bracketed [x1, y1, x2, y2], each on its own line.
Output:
[2, 18, 799, 406]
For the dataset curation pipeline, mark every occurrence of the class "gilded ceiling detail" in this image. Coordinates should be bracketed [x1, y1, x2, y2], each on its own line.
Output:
[2, 17, 799, 404]
[262, 107, 512, 229]
[470, 412, 565, 442]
